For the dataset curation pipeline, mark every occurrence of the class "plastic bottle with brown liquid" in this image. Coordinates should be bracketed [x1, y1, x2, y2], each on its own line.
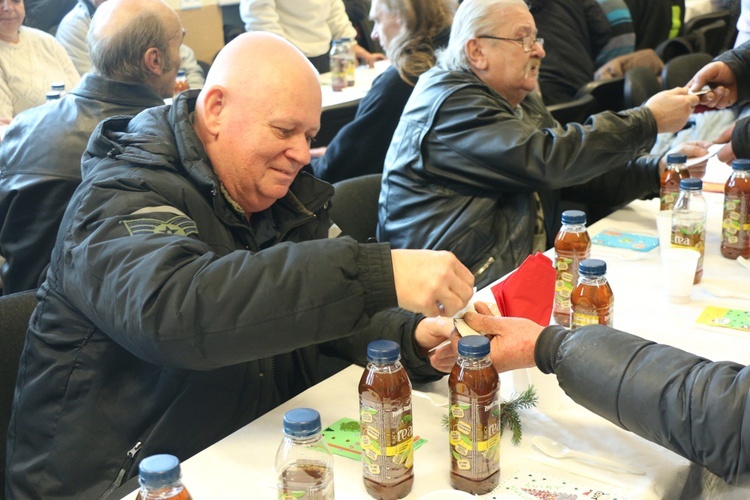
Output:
[570, 258, 614, 329]
[135, 454, 193, 500]
[173, 70, 188, 98]
[359, 340, 414, 499]
[449, 336, 500, 495]
[552, 210, 591, 327]
[660, 153, 688, 211]
[721, 159, 750, 259]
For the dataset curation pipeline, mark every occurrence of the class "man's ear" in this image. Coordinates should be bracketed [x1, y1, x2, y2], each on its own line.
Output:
[200, 86, 227, 136]
[144, 47, 164, 75]
[465, 39, 488, 71]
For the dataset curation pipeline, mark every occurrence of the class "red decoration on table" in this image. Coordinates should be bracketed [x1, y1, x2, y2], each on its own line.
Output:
[491, 252, 556, 326]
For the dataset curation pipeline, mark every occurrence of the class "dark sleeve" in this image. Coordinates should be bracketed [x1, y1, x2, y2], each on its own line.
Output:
[732, 115, 750, 159]
[716, 41, 750, 106]
[312, 67, 414, 183]
[546, 324, 750, 484]
[584, 0, 613, 61]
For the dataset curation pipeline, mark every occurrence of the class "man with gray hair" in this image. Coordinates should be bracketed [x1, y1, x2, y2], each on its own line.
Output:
[0, 0, 184, 294]
[378, 0, 702, 288]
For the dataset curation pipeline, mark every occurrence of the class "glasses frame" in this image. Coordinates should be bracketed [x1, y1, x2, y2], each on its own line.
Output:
[475, 34, 544, 52]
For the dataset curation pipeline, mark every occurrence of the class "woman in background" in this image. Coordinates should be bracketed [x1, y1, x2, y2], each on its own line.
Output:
[311, 0, 456, 183]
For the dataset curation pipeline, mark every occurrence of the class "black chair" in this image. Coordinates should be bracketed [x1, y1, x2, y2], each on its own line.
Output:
[683, 10, 732, 38]
[655, 35, 696, 63]
[661, 52, 713, 89]
[329, 174, 382, 243]
[316, 101, 359, 147]
[692, 19, 730, 57]
[624, 66, 661, 108]
[0, 289, 37, 497]
[546, 94, 597, 125]
[574, 77, 625, 113]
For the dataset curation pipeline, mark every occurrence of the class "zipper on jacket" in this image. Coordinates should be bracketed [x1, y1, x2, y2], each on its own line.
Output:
[99, 441, 142, 499]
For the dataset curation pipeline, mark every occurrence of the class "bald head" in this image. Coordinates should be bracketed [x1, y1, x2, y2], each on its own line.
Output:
[88, 0, 183, 95]
[193, 33, 323, 216]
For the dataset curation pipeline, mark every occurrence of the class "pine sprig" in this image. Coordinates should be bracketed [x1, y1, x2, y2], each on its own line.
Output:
[441, 385, 538, 446]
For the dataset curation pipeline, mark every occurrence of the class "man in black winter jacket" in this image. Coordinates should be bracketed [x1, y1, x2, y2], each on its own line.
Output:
[5, 31, 474, 499]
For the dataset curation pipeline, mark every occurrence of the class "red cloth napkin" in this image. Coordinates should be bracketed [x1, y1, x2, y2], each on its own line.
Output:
[491, 252, 556, 326]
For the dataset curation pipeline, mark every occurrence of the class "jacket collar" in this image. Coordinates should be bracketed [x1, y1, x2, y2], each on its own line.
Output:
[71, 73, 165, 109]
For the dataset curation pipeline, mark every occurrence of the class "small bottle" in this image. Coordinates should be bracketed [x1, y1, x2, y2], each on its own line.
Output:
[173, 69, 189, 97]
[45, 91, 62, 102]
[660, 153, 688, 211]
[721, 159, 750, 259]
[449, 336, 500, 495]
[570, 258, 614, 329]
[330, 39, 347, 92]
[671, 178, 707, 283]
[359, 340, 414, 499]
[135, 454, 192, 500]
[342, 37, 356, 87]
[552, 210, 591, 327]
[50, 81, 66, 97]
[276, 408, 334, 500]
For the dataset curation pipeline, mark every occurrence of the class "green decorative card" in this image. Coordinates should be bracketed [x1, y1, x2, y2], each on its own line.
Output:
[322, 417, 427, 461]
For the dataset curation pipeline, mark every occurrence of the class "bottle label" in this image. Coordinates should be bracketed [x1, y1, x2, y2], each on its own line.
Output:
[660, 188, 679, 211]
[449, 398, 500, 477]
[722, 196, 750, 246]
[671, 216, 705, 275]
[360, 401, 414, 480]
[572, 308, 613, 328]
[553, 256, 576, 313]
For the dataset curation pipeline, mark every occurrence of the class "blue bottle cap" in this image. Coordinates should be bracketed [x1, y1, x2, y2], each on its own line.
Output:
[579, 258, 606, 276]
[283, 408, 322, 438]
[138, 454, 181, 488]
[732, 159, 750, 171]
[666, 153, 687, 164]
[679, 178, 702, 191]
[561, 210, 586, 225]
[366, 339, 400, 363]
[457, 336, 490, 358]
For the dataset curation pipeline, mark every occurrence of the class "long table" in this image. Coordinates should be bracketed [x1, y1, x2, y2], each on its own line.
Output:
[118, 186, 750, 499]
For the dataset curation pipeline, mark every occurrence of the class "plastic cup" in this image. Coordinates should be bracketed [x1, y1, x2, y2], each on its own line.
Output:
[661, 248, 700, 303]
[656, 210, 673, 251]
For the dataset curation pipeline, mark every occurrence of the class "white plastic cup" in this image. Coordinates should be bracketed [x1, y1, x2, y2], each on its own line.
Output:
[661, 248, 700, 303]
[656, 210, 673, 252]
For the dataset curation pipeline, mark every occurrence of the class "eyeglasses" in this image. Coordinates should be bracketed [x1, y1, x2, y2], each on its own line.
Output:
[476, 34, 544, 52]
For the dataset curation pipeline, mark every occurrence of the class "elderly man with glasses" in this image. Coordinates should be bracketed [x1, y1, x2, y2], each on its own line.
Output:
[378, 0, 703, 288]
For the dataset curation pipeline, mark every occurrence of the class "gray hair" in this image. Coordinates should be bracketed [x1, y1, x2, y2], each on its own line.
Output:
[438, 0, 528, 71]
[88, 10, 174, 83]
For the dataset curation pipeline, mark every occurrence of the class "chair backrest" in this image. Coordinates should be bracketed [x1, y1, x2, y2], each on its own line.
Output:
[661, 52, 713, 90]
[683, 10, 732, 37]
[0, 289, 37, 498]
[546, 94, 597, 125]
[316, 101, 359, 147]
[329, 174, 382, 243]
[693, 19, 730, 56]
[655, 35, 696, 63]
[574, 77, 625, 113]
[624, 66, 662, 108]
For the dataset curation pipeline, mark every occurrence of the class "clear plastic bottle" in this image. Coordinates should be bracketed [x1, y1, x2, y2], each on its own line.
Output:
[671, 178, 707, 283]
[449, 336, 500, 495]
[135, 454, 193, 500]
[660, 153, 688, 211]
[45, 91, 62, 102]
[275, 408, 334, 500]
[329, 39, 347, 92]
[173, 69, 189, 97]
[50, 81, 66, 97]
[342, 37, 356, 87]
[358, 340, 414, 499]
[721, 159, 750, 259]
[552, 210, 591, 327]
[571, 258, 614, 329]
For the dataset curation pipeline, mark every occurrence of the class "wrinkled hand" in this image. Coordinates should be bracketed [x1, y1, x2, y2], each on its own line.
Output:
[414, 316, 459, 373]
[391, 249, 474, 317]
[660, 140, 712, 178]
[713, 123, 736, 164]
[462, 304, 542, 373]
[353, 45, 386, 68]
[645, 87, 700, 133]
[689, 61, 738, 109]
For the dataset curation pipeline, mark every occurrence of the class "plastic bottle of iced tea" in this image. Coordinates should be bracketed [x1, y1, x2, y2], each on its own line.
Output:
[135, 454, 193, 500]
[173, 69, 189, 97]
[449, 336, 500, 495]
[275, 408, 334, 500]
[330, 39, 347, 92]
[721, 159, 750, 259]
[570, 258, 614, 329]
[660, 153, 688, 211]
[359, 340, 414, 499]
[342, 37, 356, 87]
[672, 178, 707, 283]
[553, 210, 591, 327]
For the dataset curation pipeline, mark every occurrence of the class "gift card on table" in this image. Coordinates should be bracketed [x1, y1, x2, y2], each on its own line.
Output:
[592, 228, 659, 252]
[696, 306, 750, 333]
[322, 417, 427, 460]
[495, 469, 625, 499]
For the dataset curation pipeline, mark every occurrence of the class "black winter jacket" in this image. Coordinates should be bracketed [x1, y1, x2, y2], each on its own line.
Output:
[378, 67, 661, 288]
[718, 41, 750, 160]
[5, 92, 439, 499]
